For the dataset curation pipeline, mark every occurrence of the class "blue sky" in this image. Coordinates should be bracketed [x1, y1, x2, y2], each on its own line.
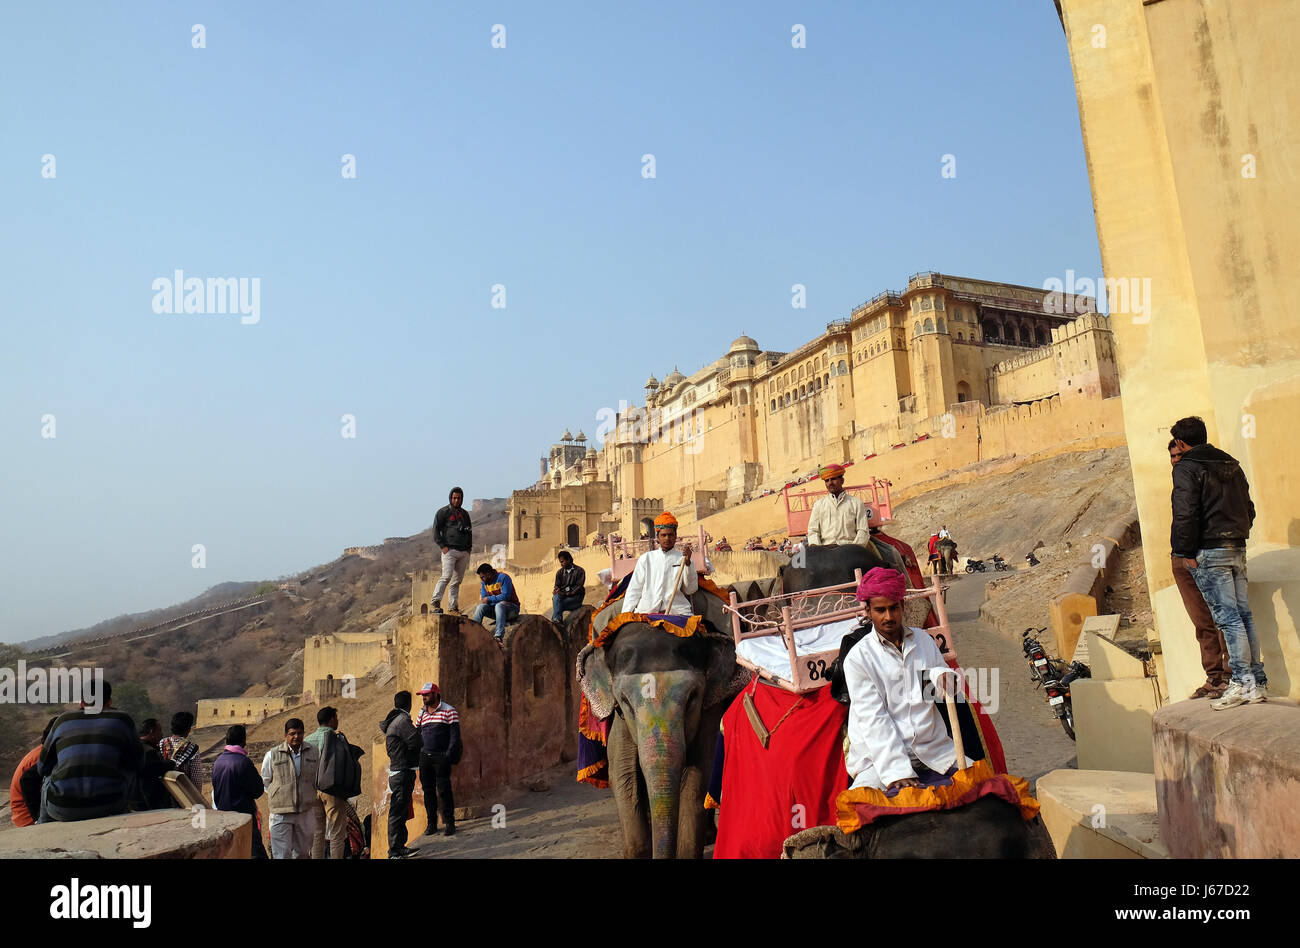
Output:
[0, 1, 1102, 641]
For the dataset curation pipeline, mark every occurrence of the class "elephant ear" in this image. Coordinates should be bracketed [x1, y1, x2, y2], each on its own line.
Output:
[703, 637, 749, 710]
[577, 643, 616, 719]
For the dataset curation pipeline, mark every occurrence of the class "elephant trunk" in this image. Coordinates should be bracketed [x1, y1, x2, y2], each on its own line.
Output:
[621, 669, 700, 859]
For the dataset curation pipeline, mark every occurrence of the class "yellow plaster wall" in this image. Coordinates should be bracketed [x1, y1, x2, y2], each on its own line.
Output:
[1061, 0, 1300, 700]
[301, 634, 390, 695]
[196, 695, 301, 727]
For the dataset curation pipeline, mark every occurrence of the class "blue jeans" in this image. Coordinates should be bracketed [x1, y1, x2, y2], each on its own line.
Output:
[1189, 547, 1265, 687]
[473, 601, 520, 638]
[551, 593, 584, 623]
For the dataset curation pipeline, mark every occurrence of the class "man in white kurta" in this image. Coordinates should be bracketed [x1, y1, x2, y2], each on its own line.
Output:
[805, 463, 870, 546]
[843, 568, 958, 792]
[622, 513, 712, 616]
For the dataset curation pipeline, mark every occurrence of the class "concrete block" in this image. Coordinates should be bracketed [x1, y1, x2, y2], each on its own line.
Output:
[1154, 699, 1300, 858]
[1050, 591, 1097, 662]
[1087, 629, 1146, 680]
[1074, 677, 1160, 773]
[0, 808, 252, 859]
[1037, 769, 1166, 859]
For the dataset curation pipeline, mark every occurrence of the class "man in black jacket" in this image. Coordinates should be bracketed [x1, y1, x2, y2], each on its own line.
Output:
[1169, 416, 1265, 710]
[131, 718, 177, 810]
[551, 550, 587, 623]
[382, 691, 421, 858]
[431, 487, 473, 616]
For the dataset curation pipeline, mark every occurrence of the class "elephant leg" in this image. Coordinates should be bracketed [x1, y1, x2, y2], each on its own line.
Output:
[675, 703, 724, 859]
[607, 711, 651, 859]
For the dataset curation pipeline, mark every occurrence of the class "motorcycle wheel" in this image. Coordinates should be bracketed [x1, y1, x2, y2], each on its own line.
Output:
[965, 564, 975, 573]
[1061, 703, 1076, 742]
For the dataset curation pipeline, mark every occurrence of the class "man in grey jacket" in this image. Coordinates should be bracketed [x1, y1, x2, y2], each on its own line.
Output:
[382, 691, 421, 858]
[260, 718, 320, 858]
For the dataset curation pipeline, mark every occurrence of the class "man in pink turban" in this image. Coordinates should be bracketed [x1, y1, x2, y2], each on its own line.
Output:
[842, 566, 960, 792]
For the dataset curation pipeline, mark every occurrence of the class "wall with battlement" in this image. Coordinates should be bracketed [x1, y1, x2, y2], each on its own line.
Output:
[197, 695, 304, 727]
[301, 631, 393, 695]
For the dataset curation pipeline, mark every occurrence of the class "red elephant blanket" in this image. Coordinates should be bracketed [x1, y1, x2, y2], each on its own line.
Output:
[708, 676, 850, 859]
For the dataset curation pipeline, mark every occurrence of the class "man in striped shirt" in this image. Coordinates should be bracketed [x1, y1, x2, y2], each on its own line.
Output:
[415, 682, 462, 837]
[38, 681, 142, 822]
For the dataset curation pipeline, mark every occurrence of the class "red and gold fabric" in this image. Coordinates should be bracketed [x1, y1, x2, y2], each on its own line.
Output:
[835, 758, 1039, 834]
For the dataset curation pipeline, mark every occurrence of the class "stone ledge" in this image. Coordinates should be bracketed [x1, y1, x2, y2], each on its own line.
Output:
[1037, 769, 1166, 859]
[1154, 698, 1300, 858]
[0, 808, 251, 859]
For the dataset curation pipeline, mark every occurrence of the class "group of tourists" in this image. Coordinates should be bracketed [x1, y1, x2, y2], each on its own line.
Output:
[382, 684, 463, 859]
[8, 695, 204, 828]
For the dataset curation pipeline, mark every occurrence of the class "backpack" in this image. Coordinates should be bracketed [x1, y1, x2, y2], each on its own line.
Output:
[316, 731, 364, 798]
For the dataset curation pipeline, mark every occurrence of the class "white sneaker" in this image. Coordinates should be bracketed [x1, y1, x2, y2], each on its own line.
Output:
[1248, 682, 1269, 704]
[1210, 682, 1247, 711]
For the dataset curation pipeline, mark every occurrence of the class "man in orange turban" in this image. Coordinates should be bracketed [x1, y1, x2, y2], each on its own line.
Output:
[806, 462, 870, 547]
[623, 512, 710, 615]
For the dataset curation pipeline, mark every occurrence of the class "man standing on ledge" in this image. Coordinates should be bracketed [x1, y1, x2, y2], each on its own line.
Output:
[806, 463, 870, 546]
[431, 487, 473, 616]
[623, 512, 711, 617]
[1169, 416, 1265, 711]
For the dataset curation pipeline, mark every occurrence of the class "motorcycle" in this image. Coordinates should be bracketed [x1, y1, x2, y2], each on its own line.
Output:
[1021, 626, 1091, 741]
[991, 554, 1011, 571]
[964, 558, 987, 573]
[1025, 551, 1040, 567]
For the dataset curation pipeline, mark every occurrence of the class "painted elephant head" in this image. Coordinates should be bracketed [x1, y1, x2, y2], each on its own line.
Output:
[579, 620, 748, 859]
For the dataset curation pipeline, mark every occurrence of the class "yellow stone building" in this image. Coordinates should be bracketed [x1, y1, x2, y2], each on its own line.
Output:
[507, 271, 1121, 565]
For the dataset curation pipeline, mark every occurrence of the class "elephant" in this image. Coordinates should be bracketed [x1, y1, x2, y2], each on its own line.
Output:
[781, 542, 890, 594]
[936, 538, 957, 575]
[782, 797, 1056, 859]
[578, 603, 750, 858]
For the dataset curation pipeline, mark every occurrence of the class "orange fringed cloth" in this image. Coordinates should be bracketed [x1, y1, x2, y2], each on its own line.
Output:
[835, 759, 1039, 834]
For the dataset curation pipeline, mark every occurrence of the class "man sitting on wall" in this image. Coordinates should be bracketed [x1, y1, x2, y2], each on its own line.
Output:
[473, 563, 521, 642]
[806, 464, 870, 547]
[623, 512, 712, 617]
[551, 550, 587, 623]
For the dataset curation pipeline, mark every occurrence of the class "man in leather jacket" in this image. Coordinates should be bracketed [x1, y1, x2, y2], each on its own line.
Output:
[1169, 416, 1265, 710]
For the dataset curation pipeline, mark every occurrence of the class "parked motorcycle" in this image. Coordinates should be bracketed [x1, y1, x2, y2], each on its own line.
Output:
[1025, 551, 1040, 567]
[1021, 626, 1091, 741]
[964, 558, 987, 573]
[991, 554, 1011, 571]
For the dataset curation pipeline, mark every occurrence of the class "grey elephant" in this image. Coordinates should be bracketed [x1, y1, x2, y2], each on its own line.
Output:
[782, 797, 1056, 859]
[578, 598, 748, 859]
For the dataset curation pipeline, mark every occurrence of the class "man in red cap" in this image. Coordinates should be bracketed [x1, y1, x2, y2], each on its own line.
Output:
[806, 463, 870, 547]
[415, 682, 462, 837]
[841, 567, 960, 792]
[623, 511, 710, 616]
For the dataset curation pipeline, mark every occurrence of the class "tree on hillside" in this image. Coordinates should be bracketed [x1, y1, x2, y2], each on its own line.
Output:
[111, 682, 163, 725]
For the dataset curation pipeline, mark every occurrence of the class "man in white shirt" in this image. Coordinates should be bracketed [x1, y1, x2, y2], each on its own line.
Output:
[622, 512, 712, 616]
[806, 463, 870, 546]
[842, 568, 960, 792]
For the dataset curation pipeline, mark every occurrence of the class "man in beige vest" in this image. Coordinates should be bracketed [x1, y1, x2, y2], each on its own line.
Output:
[260, 718, 320, 858]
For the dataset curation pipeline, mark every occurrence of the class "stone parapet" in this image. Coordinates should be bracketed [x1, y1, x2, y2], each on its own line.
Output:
[1153, 699, 1300, 858]
[0, 808, 252, 859]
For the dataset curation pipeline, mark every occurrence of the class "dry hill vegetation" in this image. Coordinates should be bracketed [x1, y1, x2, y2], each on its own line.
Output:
[0, 502, 507, 781]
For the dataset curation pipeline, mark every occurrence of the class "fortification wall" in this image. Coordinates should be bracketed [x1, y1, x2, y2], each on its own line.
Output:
[988, 348, 1057, 404]
[197, 695, 303, 727]
[301, 633, 391, 694]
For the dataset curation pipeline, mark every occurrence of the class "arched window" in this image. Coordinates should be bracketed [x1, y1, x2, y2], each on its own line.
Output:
[913, 321, 921, 336]
[797, 366, 804, 381]
[957, 380, 971, 402]
[771, 399, 776, 412]
[1036, 327, 1048, 345]
[957, 331, 964, 341]
[936, 317, 946, 333]
[567, 523, 580, 546]
[738, 388, 748, 405]
[823, 373, 829, 386]
[923, 317, 935, 332]
[837, 360, 847, 373]
[815, 378, 821, 391]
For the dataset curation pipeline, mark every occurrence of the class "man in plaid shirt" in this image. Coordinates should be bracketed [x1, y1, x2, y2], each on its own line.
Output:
[160, 711, 203, 795]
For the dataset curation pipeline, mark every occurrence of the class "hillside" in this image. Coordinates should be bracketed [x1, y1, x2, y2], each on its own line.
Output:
[0, 500, 508, 780]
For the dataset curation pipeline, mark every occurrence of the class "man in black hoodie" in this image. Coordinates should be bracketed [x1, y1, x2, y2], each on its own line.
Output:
[431, 487, 473, 616]
[1170, 416, 1265, 710]
[382, 691, 421, 858]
